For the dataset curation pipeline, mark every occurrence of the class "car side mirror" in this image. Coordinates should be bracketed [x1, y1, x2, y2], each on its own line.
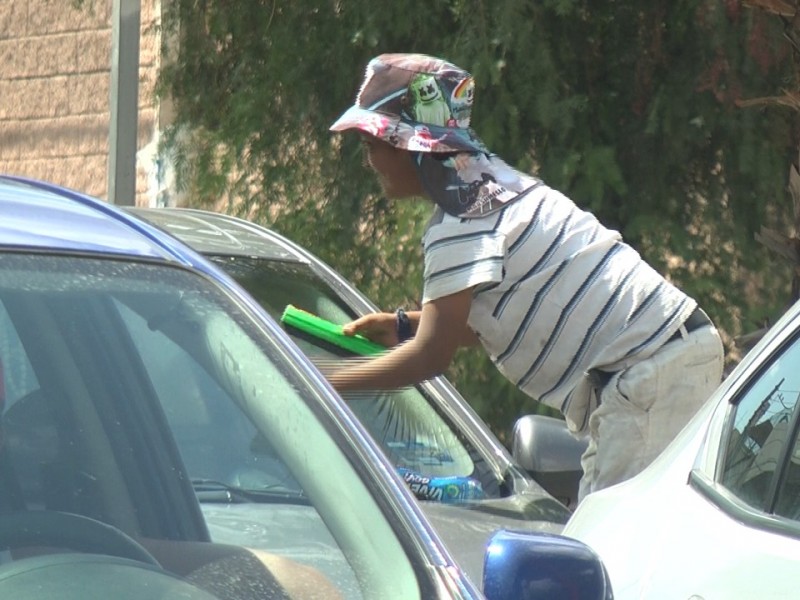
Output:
[483, 529, 612, 600]
[512, 415, 588, 509]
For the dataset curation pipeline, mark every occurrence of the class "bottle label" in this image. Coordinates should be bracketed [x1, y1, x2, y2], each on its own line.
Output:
[397, 467, 484, 503]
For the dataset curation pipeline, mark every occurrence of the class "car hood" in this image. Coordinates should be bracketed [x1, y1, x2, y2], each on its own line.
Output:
[201, 489, 567, 589]
[421, 492, 568, 584]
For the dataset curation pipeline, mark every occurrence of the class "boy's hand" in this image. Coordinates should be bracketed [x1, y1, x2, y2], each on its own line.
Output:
[342, 312, 401, 348]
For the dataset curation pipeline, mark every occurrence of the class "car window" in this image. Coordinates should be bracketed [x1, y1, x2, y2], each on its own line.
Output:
[721, 332, 800, 517]
[0, 253, 420, 600]
[774, 426, 800, 520]
[207, 255, 507, 500]
[116, 300, 304, 495]
[0, 304, 53, 513]
[0, 305, 39, 407]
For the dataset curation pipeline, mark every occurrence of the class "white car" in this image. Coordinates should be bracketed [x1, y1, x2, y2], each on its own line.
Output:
[562, 297, 800, 599]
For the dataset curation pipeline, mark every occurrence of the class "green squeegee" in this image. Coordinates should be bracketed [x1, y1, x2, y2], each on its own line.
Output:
[280, 305, 386, 356]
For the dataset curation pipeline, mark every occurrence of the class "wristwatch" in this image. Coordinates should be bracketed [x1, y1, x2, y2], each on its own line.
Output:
[396, 308, 413, 343]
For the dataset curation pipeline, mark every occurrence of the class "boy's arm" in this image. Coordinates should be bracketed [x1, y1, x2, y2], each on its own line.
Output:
[342, 305, 478, 349]
[329, 288, 476, 392]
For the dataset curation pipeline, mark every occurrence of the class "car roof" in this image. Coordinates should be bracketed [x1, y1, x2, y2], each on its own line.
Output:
[126, 207, 308, 263]
[0, 175, 336, 385]
[0, 176, 210, 267]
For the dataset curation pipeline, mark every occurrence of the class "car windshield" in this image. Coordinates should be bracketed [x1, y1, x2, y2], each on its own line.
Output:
[0, 252, 419, 600]
[205, 255, 508, 501]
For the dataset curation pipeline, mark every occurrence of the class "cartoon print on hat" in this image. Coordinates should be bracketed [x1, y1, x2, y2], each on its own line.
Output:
[450, 77, 474, 128]
[408, 73, 452, 127]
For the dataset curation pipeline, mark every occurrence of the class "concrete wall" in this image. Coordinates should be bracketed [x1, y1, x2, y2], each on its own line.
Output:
[0, 0, 160, 205]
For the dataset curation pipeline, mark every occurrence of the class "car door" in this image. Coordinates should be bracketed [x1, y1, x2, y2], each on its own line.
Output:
[646, 318, 800, 598]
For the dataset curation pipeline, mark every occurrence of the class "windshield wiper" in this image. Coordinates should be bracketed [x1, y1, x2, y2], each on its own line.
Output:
[191, 478, 309, 505]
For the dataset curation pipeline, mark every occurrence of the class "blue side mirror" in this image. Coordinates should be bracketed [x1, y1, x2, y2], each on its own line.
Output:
[483, 530, 613, 600]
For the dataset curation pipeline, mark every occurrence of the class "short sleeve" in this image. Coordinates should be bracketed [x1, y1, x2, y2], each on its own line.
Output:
[422, 219, 506, 303]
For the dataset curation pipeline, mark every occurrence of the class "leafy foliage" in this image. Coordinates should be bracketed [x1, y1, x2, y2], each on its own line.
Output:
[156, 0, 798, 441]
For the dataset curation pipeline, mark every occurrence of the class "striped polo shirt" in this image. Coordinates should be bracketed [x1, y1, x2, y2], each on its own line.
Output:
[422, 182, 696, 432]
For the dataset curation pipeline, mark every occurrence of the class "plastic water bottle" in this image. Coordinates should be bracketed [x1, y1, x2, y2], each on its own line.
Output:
[397, 467, 484, 503]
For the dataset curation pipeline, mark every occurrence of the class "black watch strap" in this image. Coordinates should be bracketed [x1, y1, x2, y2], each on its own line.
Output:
[396, 308, 413, 343]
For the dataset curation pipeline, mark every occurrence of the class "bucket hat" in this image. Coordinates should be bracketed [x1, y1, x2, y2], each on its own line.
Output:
[333, 53, 541, 218]
[330, 53, 488, 154]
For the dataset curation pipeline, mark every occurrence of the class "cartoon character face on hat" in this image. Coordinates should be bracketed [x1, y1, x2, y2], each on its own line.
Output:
[408, 74, 452, 127]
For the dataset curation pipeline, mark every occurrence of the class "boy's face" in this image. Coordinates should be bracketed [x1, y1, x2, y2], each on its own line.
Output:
[360, 134, 425, 199]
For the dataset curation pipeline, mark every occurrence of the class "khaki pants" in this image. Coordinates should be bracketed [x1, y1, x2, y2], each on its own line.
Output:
[578, 324, 724, 502]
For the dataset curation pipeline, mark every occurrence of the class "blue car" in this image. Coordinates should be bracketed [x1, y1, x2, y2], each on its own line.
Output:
[0, 175, 611, 600]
